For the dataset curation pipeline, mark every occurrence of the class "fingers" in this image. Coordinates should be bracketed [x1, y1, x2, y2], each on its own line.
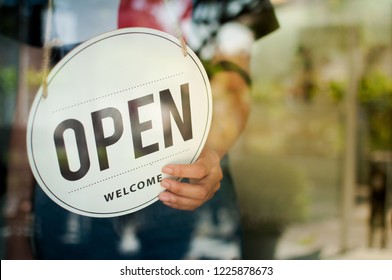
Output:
[161, 160, 210, 180]
[160, 178, 219, 201]
[159, 179, 220, 211]
[162, 147, 220, 179]
[158, 147, 223, 211]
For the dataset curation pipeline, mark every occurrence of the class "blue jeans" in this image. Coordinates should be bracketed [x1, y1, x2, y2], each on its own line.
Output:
[33, 156, 242, 260]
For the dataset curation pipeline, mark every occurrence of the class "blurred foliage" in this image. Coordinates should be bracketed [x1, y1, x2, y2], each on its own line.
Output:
[329, 69, 392, 151]
[253, 43, 392, 154]
[359, 71, 392, 151]
[327, 80, 346, 103]
[0, 67, 44, 95]
[359, 70, 392, 106]
[0, 67, 17, 95]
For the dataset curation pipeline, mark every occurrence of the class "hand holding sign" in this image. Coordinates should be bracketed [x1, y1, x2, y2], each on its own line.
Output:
[159, 146, 222, 211]
[27, 28, 212, 217]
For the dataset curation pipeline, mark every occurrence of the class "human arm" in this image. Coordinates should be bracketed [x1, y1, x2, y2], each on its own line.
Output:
[158, 21, 255, 210]
[158, 0, 280, 211]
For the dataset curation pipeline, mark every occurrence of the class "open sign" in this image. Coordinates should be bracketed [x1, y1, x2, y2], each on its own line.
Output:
[27, 28, 212, 217]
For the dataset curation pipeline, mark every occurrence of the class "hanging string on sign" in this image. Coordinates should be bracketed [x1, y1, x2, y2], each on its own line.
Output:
[41, 0, 54, 99]
[163, 0, 188, 57]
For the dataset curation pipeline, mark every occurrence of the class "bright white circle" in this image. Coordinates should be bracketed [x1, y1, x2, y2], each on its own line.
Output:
[27, 28, 212, 217]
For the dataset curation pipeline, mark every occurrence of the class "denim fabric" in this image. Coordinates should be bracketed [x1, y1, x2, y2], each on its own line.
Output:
[33, 156, 242, 260]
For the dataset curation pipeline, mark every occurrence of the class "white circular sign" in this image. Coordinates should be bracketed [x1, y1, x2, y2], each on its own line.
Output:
[27, 28, 212, 217]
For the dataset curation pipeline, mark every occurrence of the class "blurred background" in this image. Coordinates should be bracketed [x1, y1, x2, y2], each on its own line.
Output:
[1, 0, 391, 259]
[230, 0, 392, 259]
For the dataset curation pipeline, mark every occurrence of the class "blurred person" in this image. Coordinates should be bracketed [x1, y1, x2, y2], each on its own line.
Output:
[1, 0, 278, 259]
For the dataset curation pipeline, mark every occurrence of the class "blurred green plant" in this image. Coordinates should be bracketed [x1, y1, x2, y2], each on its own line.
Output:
[358, 70, 392, 151]
[325, 69, 392, 151]
[359, 71, 392, 104]
[0, 66, 17, 95]
[327, 80, 346, 103]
